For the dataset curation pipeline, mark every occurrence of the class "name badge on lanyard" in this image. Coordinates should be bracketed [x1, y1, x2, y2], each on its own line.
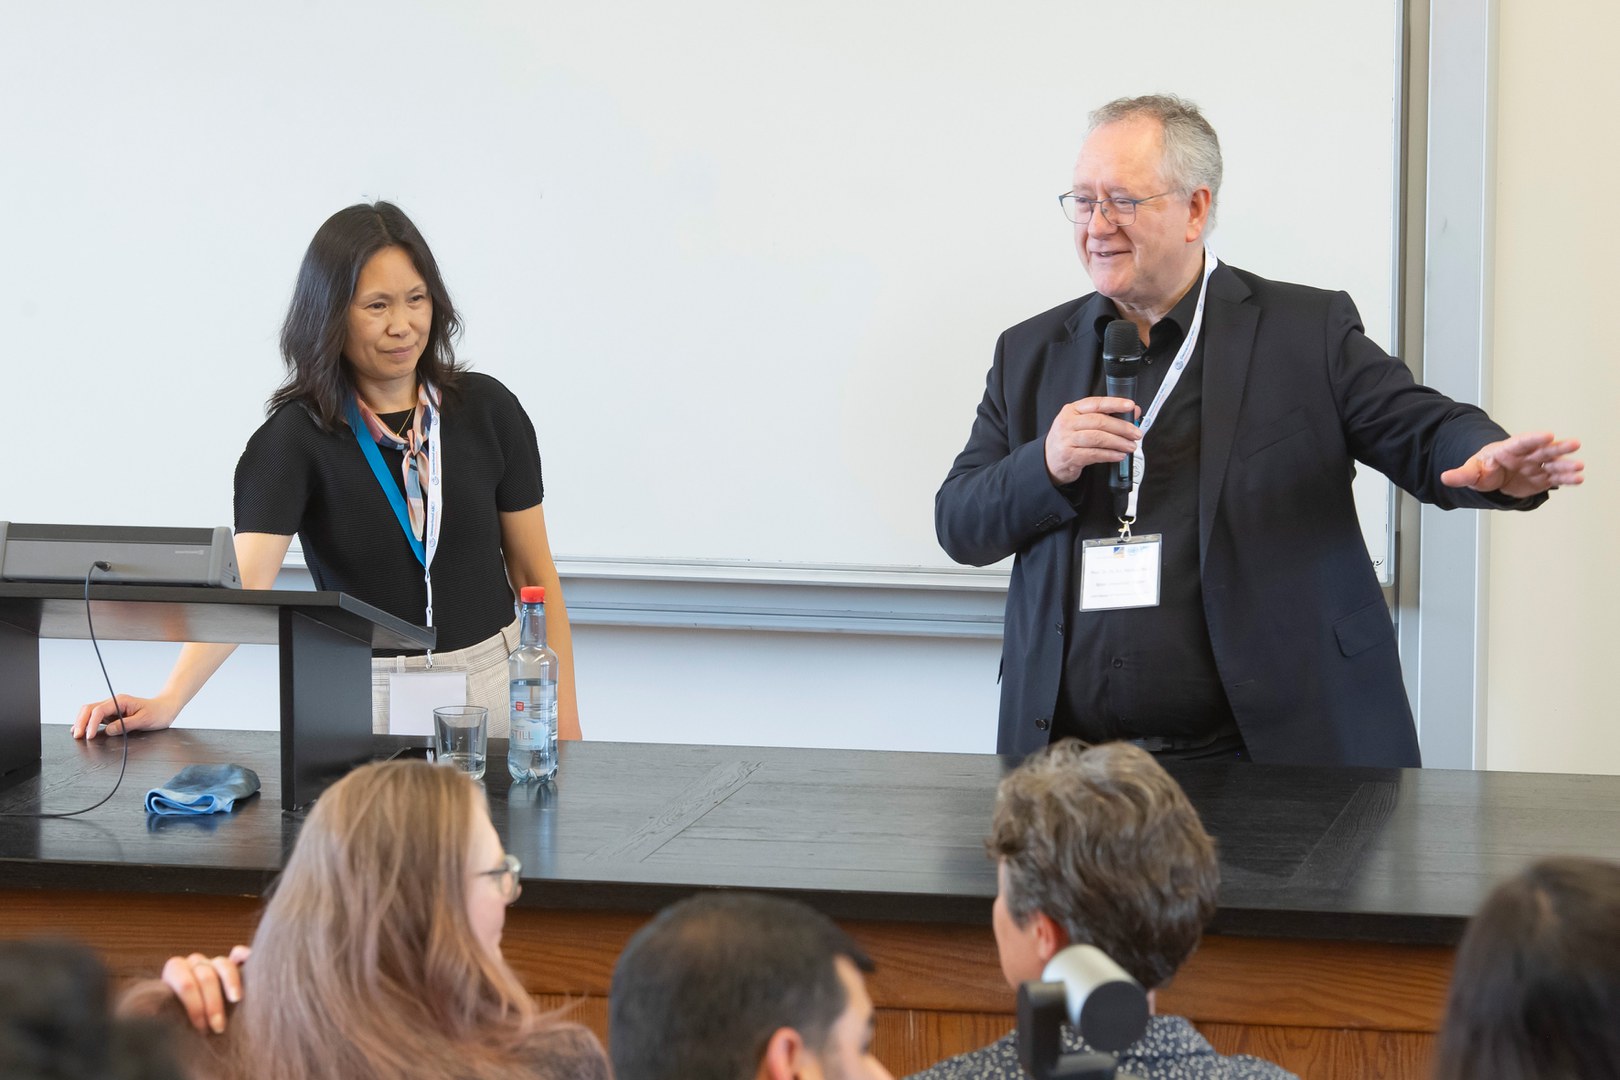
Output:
[1079, 250, 1218, 613]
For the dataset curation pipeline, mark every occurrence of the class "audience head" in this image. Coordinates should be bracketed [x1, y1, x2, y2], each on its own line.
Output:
[239, 759, 550, 1080]
[1434, 855, 1620, 1080]
[272, 200, 463, 428]
[117, 979, 230, 1080]
[609, 891, 892, 1080]
[0, 939, 187, 1080]
[988, 740, 1219, 991]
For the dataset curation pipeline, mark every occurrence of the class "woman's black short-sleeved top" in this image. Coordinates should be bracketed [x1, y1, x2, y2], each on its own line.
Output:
[234, 372, 543, 654]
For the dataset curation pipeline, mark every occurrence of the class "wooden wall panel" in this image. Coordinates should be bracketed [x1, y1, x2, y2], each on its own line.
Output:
[1198, 1022, 1437, 1078]
[1162, 935, 1455, 1030]
[0, 889, 1456, 1080]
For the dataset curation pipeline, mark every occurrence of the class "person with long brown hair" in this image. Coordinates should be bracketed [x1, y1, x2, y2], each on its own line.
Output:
[137, 760, 607, 1080]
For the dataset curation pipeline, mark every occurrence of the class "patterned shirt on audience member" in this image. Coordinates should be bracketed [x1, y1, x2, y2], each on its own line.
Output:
[905, 1015, 1297, 1080]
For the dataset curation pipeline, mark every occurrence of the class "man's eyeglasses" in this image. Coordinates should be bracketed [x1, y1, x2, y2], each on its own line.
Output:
[1058, 192, 1173, 226]
[477, 853, 523, 904]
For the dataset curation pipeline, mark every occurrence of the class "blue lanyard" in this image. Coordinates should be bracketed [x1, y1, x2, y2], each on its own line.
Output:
[346, 396, 426, 567]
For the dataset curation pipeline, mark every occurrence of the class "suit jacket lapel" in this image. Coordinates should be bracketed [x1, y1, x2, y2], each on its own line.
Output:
[1038, 294, 1109, 426]
[1198, 266, 1258, 568]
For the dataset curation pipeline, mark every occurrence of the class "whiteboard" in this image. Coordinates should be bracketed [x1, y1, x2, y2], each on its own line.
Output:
[1, 0, 1397, 574]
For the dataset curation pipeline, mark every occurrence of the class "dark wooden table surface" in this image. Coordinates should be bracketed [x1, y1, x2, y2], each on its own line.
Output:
[5, 728, 1620, 945]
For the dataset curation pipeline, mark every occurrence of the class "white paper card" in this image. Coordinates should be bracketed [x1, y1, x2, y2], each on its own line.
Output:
[387, 670, 468, 736]
[1079, 535, 1163, 611]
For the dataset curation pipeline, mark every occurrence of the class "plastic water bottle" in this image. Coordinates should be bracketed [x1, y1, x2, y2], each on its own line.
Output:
[507, 586, 558, 782]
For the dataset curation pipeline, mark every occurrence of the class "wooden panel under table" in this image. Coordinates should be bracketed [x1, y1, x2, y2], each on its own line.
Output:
[0, 887, 1453, 1078]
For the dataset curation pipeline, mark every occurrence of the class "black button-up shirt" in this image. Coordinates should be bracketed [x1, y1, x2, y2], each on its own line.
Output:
[1053, 279, 1238, 745]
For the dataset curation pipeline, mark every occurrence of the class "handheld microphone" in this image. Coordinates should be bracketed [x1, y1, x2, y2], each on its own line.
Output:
[1102, 320, 1144, 494]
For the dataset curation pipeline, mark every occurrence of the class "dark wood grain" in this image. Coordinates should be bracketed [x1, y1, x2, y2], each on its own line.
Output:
[585, 758, 763, 862]
[7, 731, 1620, 940]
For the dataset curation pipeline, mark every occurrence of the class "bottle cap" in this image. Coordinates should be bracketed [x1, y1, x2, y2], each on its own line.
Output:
[519, 586, 546, 604]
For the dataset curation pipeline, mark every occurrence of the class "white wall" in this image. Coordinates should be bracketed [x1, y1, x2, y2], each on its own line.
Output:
[39, 626, 1004, 753]
[1482, 0, 1620, 774]
[38, 564, 1006, 753]
[3, 0, 1399, 571]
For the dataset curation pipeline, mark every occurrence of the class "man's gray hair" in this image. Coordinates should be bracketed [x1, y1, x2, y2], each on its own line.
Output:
[1088, 94, 1223, 230]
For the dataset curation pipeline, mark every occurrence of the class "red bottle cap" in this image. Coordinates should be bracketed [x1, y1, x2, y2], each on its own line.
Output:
[519, 586, 546, 604]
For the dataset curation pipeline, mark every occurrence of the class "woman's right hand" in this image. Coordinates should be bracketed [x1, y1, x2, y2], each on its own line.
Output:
[71, 693, 180, 740]
[161, 945, 251, 1034]
[68, 534, 293, 742]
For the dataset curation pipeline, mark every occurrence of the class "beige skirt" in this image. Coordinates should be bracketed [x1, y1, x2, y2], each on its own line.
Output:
[370, 618, 520, 737]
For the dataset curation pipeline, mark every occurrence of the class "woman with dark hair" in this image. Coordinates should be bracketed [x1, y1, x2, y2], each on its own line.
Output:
[73, 202, 578, 739]
[1433, 856, 1620, 1080]
[129, 760, 610, 1080]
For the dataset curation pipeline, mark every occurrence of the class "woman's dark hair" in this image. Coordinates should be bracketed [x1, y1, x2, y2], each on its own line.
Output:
[268, 201, 464, 430]
[1433, 856, 1620, 1080]
[0, 939, 188, 1080]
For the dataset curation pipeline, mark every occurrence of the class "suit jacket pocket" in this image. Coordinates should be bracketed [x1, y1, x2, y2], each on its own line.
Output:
[1334, 600, 1395, 658]
[1237, 406, 1311, 460]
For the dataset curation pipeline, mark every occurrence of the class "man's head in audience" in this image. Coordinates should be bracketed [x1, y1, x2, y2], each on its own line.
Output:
[989, 740, 1220, 992]
[0, 939, 189, 1080]
[609, 891, 893, 1080]
[1434, 855, 1620, 1080]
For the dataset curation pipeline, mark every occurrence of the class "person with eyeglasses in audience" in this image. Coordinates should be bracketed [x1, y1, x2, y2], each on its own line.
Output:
[1432, 855, 1620, 1080]
[908, 740, 1294, 1080]
[137, 760, 608, 1080]
[609, 891, 894, 1080]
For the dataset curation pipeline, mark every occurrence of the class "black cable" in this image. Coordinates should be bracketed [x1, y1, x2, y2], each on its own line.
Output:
[0, 562, 131, 818]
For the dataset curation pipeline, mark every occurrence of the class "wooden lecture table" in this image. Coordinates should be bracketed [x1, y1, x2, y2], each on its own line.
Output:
[4, 729, 1619, 1077]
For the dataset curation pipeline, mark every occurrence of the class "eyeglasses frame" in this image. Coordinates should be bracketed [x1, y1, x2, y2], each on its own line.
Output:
[477, 852, 523, 904]
[1058, 191, 1174, 226]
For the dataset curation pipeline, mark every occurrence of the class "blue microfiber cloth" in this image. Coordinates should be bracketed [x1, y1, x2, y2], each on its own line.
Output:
[144, 764, 261, 816]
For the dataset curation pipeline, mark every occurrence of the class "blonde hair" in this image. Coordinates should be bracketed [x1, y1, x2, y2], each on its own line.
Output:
[229, 761, 593, 1080]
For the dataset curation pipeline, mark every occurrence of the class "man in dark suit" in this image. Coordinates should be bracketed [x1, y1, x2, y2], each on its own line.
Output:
[935, 94, 1583, 767]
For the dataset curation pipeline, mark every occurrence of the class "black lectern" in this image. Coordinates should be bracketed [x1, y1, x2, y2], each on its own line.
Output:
[0, 583, 433, 810]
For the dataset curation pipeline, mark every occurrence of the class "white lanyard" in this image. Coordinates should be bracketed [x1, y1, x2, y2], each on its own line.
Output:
[421, 408, 443, 646]
[1123, 249, 1219, 523]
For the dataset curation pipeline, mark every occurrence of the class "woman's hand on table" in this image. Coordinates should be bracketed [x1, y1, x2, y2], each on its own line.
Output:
[71, 693, 180, 740]
[162, 945, 251, 1034]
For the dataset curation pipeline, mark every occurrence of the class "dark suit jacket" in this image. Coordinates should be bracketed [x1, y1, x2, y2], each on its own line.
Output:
[935, 263, 1536, 767]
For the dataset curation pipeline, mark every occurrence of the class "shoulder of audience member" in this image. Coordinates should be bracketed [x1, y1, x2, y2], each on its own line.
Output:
[902, 1033, 1019, 1079]
[115, 980, 234, 1079]
[1226, 1055, 1301, 1079]
[523, 1020, 612, 1080]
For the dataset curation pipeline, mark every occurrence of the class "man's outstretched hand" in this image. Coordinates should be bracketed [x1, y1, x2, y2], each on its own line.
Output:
[1441, 432, 1584, 499]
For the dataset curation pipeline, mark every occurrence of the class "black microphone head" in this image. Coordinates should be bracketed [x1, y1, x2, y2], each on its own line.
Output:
[1103, 319, 1143, 363]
